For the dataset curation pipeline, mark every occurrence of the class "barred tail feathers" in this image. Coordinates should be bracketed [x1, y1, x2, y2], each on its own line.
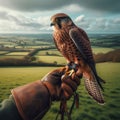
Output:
[83, 67, 105, 104]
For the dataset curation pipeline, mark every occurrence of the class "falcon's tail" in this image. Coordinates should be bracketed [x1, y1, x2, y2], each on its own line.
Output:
[83, 67, 105, 104]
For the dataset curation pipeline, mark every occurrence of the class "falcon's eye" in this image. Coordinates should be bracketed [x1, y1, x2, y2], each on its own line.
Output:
[61, 18, 69, 23]
[50, 23, 55, 26]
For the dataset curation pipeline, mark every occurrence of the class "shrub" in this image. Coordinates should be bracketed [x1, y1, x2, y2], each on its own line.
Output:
[94, 49, 120, 63]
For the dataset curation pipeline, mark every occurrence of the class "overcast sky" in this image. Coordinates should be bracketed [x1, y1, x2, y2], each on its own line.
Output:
[0, 0, 120, 34]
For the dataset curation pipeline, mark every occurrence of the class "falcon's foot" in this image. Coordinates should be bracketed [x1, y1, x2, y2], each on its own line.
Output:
[66, 62, 78, 71]
[65, 69, 75, 77]
[64, 62, 79, 77]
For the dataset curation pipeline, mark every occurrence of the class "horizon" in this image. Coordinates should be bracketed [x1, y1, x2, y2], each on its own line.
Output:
[0, 32, 120, 35]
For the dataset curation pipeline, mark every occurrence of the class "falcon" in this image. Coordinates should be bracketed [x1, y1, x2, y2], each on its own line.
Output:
[50, 13, 105, 104]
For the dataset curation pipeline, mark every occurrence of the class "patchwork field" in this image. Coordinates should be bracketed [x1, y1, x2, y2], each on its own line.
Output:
[35, 47, 115, 65]
[0, 63, 120, 120]
[92, 47, 114, 54]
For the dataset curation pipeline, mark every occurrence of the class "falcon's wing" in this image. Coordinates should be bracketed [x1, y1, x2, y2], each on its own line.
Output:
[69, 27, 95, 67]
[69, 27, 105, 87]
[69, 28, 105, 103]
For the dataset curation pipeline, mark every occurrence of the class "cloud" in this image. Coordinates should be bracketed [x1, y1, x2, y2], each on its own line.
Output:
[37, 16, 50, 26]
[74, 16, 120, 33]
[0, 0, 74, 12]
[75, 15, 85, 22]
[0, 11, 9, 20]
[63, 4, 82, 12]
[0, 9, 119, 33]
[113, 18, 120, 24]
[76, 0, 120, 13]
[0, 11, 42, 28]
[0, 10, 53, 33]
[0, 0, 119, 13]
[74, 15, 91, 30]
[0, 0, 119, 34]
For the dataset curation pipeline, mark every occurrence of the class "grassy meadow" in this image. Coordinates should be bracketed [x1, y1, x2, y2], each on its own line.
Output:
[0, 63, 120, 120]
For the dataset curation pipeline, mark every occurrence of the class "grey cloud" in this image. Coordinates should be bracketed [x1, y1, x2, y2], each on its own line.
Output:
[113, 18, 120, 24]
[10, 16, 41, 28]
[0, 0, 73, 11]
[76, 0, 120, 13]
[18, 21, 41, 28]
[74, 17, 94, 30]
[0, 11, 12, 20]
[74, 16, 120, 33]
[0, 0, 120, 13]
[0, 11, 42, 28]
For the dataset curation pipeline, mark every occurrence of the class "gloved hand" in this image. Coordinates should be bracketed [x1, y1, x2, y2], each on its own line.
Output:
[11, 67, 81, 120]
[41, 68, 81, 100]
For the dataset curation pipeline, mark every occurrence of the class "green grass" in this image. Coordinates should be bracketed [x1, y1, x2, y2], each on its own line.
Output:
[36, 49, 66, 65]
[36, 55, 66, 65]
[92, 47, 114, 54]
[6, 52, 29, 55]
[0, 63, 120, 120]
[0, 55, 24, 59]
[0, 67, 56, 101]
[36, 49, 61, 56]
[0, 51, 9, 54]
[0, 51, 29, 59]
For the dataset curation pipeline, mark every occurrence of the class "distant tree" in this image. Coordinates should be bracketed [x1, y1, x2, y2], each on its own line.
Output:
[94, 49, 120, 63]
[53, 61, 57, 65]
[46, 52, 49, 55]
[113, 56, 120, 62]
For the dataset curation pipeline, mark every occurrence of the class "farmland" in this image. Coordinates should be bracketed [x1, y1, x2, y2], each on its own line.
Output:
[0, 33, 120, 119]
[0, 34, 120, 66]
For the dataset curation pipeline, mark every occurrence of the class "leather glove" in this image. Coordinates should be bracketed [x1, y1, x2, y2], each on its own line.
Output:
[11, 67, 81, 120]
[41, 67, 81, 100]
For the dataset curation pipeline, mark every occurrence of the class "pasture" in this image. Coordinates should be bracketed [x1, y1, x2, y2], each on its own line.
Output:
[0, 63, 120, 120]
[35, 47, 115, 65]
[92, 47, 114, 54]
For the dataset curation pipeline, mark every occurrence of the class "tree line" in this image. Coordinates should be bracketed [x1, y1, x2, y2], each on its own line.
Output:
[94, 49, 120, 63]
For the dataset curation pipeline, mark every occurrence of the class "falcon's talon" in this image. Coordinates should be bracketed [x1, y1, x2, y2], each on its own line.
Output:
[64, 69, 75, 77]
[68, 69, 75, 76]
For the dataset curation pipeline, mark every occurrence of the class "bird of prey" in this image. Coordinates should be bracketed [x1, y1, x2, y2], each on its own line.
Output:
[50, 13, 105, 104]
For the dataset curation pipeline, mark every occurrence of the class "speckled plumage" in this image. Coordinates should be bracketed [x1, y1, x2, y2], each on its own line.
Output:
[53, 26, 94, 64]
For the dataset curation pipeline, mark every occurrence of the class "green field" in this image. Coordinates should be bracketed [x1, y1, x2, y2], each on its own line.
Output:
[35, 47, 115, 65]
[0, 55, 24, 59]
[0, 51, 9, 54]
[0, 63, 120, 120]
[92, 47, 114, 54]
[6, 52, 29, 56]
[35, 47, 114, 56]
[36, 49, 61, 56]
[0, 52, 29, 59]
[37, 55, 66, 65]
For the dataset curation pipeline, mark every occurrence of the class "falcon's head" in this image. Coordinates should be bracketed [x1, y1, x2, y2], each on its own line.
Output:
[50, 13, 74, 30]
